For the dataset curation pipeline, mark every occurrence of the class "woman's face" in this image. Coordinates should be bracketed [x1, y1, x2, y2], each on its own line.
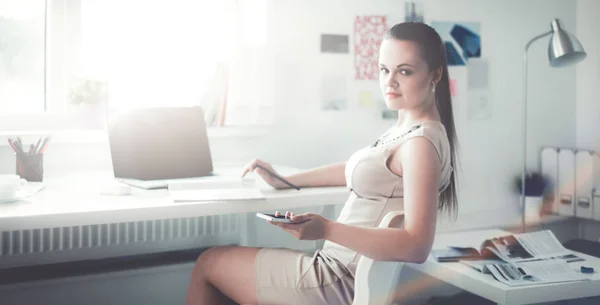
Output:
[378, 39, 434, 111]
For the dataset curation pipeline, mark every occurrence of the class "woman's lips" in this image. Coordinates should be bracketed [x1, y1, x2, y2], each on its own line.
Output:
[386, 92, 401, 99]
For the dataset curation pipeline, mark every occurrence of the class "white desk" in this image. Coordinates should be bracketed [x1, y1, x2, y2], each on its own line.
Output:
[408, 229, 600, 305]
[0, 167, 348, 230]
[0, 167, 349, 267]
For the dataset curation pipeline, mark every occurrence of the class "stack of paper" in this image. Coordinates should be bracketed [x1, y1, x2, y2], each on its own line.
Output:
[168, 177, 265, 202]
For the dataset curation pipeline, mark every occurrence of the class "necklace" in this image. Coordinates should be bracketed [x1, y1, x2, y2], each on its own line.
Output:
[371, 124, 423, 148]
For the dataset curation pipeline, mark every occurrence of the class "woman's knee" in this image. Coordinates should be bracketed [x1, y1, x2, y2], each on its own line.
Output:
[193, 246, 236, 280]
[190, 246, 261, 305]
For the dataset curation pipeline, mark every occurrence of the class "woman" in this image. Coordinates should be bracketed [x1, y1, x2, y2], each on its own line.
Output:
[186, 22, 458, 305]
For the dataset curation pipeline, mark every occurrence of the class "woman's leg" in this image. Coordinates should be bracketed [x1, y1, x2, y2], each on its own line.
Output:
[186, 245, 261, 305]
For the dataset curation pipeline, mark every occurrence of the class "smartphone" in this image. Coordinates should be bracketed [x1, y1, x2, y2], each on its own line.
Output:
[256, 212, 293, 223]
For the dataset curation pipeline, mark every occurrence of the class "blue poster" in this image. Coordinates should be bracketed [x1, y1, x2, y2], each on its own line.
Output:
[431, 22, 481, 66]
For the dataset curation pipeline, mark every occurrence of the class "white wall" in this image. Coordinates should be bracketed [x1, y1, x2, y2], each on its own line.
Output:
[0, 0, 579, 227]
[576, 0, 600, 151]
[262, 0, 578, 220]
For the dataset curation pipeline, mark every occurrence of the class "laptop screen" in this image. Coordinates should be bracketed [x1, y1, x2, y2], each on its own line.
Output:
[107, 106, 213, 181]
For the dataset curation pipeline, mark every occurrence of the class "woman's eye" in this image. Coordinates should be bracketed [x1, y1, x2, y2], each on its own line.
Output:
[399, 69, 413, 75]
[380, 67, 389, 73]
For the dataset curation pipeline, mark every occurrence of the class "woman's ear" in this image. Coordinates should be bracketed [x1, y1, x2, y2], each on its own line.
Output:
[432, 67, 443, 85]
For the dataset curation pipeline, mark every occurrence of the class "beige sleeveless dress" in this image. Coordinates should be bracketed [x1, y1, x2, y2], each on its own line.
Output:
[254, 121, 453, 305]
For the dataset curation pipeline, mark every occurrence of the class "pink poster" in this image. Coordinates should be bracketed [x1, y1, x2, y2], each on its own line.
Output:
[354, 16, 388, 80]
[449, 79, 458, 97]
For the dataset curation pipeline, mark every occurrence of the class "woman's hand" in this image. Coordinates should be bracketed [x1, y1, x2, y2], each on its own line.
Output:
[241, 158, 288, 189]
[269, 211, 331, 240]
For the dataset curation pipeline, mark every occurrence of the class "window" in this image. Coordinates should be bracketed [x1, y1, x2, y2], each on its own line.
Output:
[224, 0, 273, 126]
[0, 0, 45, 114]
[75, 0, 239, 127]
[0, 0, 271, 129]
[77, 0, 271, 127]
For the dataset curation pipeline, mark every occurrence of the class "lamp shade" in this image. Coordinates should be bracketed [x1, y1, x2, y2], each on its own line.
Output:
[548, 19, 586, 67]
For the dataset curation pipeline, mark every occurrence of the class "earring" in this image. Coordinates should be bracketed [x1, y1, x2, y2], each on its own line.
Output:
[431, 81, 436, 93]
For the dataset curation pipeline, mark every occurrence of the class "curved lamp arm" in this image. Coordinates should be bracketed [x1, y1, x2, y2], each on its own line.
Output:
[521, 30, 552, 232]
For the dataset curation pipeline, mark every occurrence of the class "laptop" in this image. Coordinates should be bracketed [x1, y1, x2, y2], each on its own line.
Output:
[107, 106, 215, 189]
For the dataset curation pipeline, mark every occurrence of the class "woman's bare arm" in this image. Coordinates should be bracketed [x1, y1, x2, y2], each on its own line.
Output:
[323, 137, 440, 263]
[285, 162, 347, 188]
[242, 159, 346, 189]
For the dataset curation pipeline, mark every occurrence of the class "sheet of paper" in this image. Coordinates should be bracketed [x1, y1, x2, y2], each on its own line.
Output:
[515, 230, 571, 259]
[168, 177, 256, 191]
[487, 260, 589, 286]
[169, 188, 265, 202]
[461, 259, 503, 273]
[321, 76, 347, 111]
[358, 90, 374, 107]
[467, 58, 489, 90]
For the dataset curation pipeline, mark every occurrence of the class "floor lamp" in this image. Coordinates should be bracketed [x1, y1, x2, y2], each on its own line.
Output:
[521, 18, 586, 232]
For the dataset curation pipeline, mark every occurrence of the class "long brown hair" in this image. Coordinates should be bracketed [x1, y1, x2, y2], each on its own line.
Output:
[385, 22, 459, 218]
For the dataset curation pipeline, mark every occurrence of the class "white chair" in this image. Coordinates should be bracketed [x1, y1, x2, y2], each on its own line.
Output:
[353, 211, 406, 305]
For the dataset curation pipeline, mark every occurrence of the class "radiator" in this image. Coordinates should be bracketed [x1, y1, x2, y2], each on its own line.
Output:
[0, 215, 240, 268]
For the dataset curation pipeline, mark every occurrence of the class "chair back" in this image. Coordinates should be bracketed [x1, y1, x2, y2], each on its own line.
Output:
[352, 211, 406, 305]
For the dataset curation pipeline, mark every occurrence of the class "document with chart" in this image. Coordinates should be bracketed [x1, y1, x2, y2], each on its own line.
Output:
[458, 230, 589, 286]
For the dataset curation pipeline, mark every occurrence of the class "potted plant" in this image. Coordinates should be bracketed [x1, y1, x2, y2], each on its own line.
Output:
[69, 78, 109, 128]
[513, 172, 552, 219]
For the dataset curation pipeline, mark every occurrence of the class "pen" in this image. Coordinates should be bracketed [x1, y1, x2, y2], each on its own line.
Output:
[7, 139, 19, 154]
[255, 164, 300, 191]
[8, 138, 24, 155]
[32, 137, 42, 153]
[37, 136, 51, 154]
[39, 136, 51, 154]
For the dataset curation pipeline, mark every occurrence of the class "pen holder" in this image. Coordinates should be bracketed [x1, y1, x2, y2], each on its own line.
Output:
[16, 153, 44, 182]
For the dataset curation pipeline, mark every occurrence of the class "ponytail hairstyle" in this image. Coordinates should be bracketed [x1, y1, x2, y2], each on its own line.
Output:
[385, 22, 459, 218]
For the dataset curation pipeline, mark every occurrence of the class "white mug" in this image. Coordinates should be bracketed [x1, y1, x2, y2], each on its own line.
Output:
[0, 174, 27, 198]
